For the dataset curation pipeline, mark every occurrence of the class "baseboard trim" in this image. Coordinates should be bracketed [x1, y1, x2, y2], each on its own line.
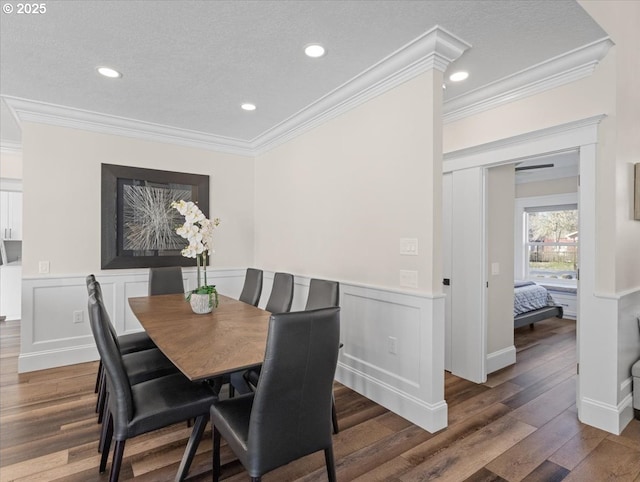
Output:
[18, 344, 98, 373]
[579, 394, 634, 435]
[336, 362, 448, 433]
[486, 345, 516, 374]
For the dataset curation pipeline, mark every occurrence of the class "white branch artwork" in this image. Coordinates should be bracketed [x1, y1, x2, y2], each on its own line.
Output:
[122, 185, 191, 251]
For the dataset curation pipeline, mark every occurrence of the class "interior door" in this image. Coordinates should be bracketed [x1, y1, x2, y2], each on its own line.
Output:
[448, 167, 487, 383]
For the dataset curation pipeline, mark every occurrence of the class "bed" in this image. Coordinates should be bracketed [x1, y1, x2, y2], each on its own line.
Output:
[514, 281, 563, 329]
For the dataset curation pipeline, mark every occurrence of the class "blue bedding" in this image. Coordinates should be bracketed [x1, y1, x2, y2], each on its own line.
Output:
[514, 282, 555, 316]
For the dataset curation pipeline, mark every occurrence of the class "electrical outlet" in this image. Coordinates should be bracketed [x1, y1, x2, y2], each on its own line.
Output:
[38, 261, 50, 274]
[388, 336, 397, 354]
[73, 311, 84, 323]
[400, 270, 418, 288]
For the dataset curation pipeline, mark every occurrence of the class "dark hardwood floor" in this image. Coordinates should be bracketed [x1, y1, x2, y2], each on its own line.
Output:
[1, 317, 638, 481]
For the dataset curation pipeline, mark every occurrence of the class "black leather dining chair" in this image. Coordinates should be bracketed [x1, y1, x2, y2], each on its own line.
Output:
[306, 278, 341, 433]
[305, 278, 340, 310]
[239, 268, 263, 306]
[86, 275, 157, 416]
[88, 291, 217, 482]
[211, 307, 340, 482]
[265, 272, 294, 313]
[239, 272, 295, 392]
[88, 280, 181, 453]
[148, 266, 184, 295]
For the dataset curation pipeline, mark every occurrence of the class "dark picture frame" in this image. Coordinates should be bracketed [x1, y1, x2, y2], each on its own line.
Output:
[101, 164, 209, 269]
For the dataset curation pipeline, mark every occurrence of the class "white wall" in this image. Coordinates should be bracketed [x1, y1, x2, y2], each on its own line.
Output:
[255, 72, 442, 294]
[0, 150, 22, 179]
[578, 1, 640, 296]
[21, 123, 255, 276]
[516, 176, 578, 198]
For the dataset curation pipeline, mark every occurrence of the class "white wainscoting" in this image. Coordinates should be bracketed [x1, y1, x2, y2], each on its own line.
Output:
[19, 268, 247, 373]
[20, 269, 448, 433]
[579, 286, 640, 435]
[335, 283, 448, 433]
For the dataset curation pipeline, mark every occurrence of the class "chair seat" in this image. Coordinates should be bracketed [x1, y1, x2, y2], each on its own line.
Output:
[118, 332, 156, 355]
[210, 394, 254, 461]
[125, 373, 217, 439]
[123, 348, 178, 385]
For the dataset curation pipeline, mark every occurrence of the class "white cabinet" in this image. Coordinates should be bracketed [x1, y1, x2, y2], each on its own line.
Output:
[0, 264, 22, 320]
[550, 292, 577, 319]
[1, 192, 22, 240]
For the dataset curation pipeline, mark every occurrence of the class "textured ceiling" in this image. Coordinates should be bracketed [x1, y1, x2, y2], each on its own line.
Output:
[0, 0, 605, 145]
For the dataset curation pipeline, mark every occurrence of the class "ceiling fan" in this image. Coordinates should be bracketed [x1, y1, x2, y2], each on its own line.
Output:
[515, 163, 554, 172]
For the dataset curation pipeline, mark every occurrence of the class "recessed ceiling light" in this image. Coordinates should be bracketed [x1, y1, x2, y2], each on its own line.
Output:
[97, 66, 122, 78]
[449, 71, 469, 82]
[241, 103, 256, 111]
[304, 44, 326, 58]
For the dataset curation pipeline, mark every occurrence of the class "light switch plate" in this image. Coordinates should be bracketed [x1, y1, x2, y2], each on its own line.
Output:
[38, 261, 50, 274]
[491, 262, 500, 275]
[400, 238, 418, 255]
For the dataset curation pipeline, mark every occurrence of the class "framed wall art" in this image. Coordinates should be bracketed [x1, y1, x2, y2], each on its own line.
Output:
[101, 164, 209, 269]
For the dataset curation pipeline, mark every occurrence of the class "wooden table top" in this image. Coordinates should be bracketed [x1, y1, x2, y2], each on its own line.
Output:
[128, 293, 272, 381]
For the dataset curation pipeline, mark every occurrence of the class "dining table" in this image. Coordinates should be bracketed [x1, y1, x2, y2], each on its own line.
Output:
[128, 292, 272, 481]
[128, 292, 272, 381]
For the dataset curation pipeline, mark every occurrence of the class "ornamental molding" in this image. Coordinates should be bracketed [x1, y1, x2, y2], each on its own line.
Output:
[0, 141, 22, 156]
[3, 96, 254, 157]
[3, 35, 612, 157]
[251, 25, 471, 155]
[442, 37, 613, 124]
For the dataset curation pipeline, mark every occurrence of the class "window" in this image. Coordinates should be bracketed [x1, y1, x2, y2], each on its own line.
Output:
[524, 204, 578, 283]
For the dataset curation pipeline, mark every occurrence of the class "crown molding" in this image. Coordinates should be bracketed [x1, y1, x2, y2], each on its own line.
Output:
[2, 96, 255, 157]
[0, 141, 22, 156]
[442, 37, 614, 124]
[1, 27, 470, 159]
[252, 25, 470, 155]
[2, 35, 611, 158]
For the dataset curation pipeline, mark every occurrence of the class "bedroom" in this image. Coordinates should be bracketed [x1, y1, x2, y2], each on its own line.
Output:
[443, 150, 579, 378]
[505, 152, 579, 369]
[486, 153, 579, 376]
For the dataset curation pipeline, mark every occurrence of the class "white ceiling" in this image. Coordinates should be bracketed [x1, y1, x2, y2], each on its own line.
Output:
[0, 0, 606, 148]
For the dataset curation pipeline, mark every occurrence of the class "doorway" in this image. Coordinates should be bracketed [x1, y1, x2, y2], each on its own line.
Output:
[442, 116, 602, 422]
[0, 181, 23, 322]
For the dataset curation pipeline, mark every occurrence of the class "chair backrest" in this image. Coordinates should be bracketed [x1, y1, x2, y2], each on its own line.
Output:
[248, 307, 340, 473]
[239, 268, 263, 306]
[86, 274, 96, 292]
[305, 278, 340, 310]
[87, 278, 121, 351]
[265, 272, 294, 314]
[87, 289, 135, 436]
[148, 266, 184, 295]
